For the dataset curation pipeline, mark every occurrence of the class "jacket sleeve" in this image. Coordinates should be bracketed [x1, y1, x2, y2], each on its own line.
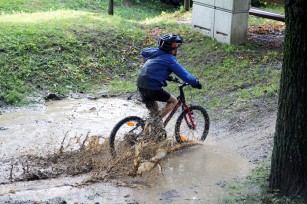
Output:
[169, 58, 198, 86]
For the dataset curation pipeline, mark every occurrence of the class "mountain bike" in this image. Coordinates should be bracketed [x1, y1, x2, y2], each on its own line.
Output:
[109, 77, 210, 156]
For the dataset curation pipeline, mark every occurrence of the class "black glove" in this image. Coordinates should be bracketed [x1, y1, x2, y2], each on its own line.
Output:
[192, 81, 202, 89]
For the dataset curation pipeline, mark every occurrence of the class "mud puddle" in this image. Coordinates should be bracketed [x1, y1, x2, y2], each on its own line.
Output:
[129, 143, 251, 203]
[0, 98, 252, 203]
[0, 98, 146, 159]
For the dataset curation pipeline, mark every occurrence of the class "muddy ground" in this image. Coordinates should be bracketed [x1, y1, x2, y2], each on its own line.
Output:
[0, 24, 283, 203]
[0, 95, 276, 203]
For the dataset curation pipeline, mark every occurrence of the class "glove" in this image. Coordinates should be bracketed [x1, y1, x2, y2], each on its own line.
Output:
[192, 81, 202, 89]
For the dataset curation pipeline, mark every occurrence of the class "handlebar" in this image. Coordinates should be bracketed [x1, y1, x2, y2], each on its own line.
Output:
[167, 76, 189, 87]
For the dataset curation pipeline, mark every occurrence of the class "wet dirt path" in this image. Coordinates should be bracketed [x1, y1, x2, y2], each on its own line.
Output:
[0, 98, 252, 203]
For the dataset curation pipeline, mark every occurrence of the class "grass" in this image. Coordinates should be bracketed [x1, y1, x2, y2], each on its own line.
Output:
[0, 0, 178, 106]
[220, 160, 306, 204]
[0, 0, 283, 119]
[249, 2, 285, 26]
[0, 9, 145, 105]
[0, 0, 177, 20]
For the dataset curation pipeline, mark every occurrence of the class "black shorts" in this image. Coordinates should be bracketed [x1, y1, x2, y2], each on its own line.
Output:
[138, 87, 171, 106]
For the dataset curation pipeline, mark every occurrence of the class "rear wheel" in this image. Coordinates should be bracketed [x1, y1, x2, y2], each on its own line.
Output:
[175, 105, 210, 143]
[109, 116, 145, 157]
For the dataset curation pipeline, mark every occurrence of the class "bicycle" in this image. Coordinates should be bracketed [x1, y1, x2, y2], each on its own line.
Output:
[109, 77, 210, 156]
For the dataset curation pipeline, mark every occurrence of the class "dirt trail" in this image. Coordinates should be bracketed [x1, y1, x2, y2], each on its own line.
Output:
[210, 111, 276, 164]
[0, 98, 274, 203]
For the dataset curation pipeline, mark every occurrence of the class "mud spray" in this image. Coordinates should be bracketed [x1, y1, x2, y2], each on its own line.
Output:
[1, 128, 200, 185]
[0, 98, 200, 184]
[0, 98, 251, 203]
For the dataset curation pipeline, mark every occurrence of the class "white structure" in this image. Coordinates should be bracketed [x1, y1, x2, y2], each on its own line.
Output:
[192, 0, 251, 44]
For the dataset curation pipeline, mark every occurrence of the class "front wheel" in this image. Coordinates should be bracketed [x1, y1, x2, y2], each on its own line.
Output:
[175, 105, 210, 143]
[109, 116, 145, 157]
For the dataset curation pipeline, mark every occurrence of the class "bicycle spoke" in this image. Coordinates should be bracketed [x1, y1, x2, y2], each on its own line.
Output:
[181, 110, 205, 140]
[175, 106, 209, 143]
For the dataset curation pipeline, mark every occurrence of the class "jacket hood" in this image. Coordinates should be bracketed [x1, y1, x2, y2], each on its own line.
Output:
[141, 48, 167, 61]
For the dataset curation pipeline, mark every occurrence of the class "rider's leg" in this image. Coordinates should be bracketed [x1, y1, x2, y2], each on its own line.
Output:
[146, 101, 159, 116]
[160, 95, 177, 117]
[138, 88, 171, 140]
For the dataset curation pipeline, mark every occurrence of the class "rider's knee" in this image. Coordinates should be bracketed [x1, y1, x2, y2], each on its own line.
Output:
[168, 95, 177, 105]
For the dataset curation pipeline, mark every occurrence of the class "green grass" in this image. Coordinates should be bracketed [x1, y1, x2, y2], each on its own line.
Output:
[249, 2, 285, 26]
[260, 2, 285, 14]
[0, 0, 177, 20]
[0, 0, 179, 106]
[0, 0, 282, 117]
[177, 32, 281, 112]
[0, 10, 147, 105]
[220, 160, 306, 204]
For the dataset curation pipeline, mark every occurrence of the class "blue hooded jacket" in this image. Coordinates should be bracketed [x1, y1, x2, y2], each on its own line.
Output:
[137, 48, 198, 90]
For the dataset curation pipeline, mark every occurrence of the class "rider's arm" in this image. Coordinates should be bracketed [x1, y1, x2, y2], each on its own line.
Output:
[168, 58, 199, 86]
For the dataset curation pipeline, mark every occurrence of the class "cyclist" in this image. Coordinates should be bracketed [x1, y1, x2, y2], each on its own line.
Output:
[137, 33, 202, 119]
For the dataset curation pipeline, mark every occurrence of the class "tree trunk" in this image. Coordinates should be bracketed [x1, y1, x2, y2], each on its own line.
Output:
[184, 0, 190, 11]
[108, 0, 114, 15]
[270, 0, 307, 199]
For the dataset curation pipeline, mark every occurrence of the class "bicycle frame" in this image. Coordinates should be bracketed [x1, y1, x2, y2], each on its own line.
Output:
[162, 82, 196, 130]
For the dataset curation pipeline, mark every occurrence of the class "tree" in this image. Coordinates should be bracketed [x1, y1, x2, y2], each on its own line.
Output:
[108, 0, 114, 15]
[270, 0, 307, 200]
[184, 0, 190, 11]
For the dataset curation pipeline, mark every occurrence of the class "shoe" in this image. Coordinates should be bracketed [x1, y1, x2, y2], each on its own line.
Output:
[144, 114, 167, 142]
[152, 115, 167, 141]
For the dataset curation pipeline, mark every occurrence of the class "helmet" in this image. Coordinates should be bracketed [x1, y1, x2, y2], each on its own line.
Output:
[158, 34, 183, 52]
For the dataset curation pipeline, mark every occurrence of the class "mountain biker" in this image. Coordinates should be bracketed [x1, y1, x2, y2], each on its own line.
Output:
[137, 33, 202, 119]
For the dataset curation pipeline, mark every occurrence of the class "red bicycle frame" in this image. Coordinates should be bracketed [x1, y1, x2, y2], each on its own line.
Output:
[162, 82, 196, 129]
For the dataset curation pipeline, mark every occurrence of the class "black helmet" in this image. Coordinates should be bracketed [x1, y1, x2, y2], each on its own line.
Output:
[158, 34, 183, 52]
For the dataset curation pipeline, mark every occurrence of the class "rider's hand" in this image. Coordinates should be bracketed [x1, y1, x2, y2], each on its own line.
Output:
[192, 81, 202, 89]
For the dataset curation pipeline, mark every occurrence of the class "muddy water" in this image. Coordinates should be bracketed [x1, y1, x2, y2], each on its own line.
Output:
[0, 98, 147, 158]
[130, 142, 251, 203]
[0, 98, 251, 203]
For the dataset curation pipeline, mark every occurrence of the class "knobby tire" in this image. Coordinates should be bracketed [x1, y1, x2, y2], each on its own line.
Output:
[109, 116, 145, 157]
